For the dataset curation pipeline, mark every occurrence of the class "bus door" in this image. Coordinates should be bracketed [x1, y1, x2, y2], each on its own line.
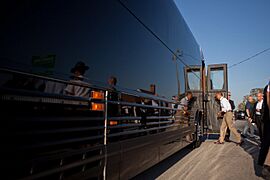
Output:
[184, 63, 228, 135]
[184, 66, 204, 136]
[206, 64, 228, 132]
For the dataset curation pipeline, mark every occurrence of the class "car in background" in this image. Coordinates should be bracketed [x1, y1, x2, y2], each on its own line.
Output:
[235, 110, 246, 120]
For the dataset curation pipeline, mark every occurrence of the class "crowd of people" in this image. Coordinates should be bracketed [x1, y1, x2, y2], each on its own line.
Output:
[213, 81, 270, 178]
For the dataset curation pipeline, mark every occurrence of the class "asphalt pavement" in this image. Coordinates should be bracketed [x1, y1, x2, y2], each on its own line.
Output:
[134, 120, 264, 180]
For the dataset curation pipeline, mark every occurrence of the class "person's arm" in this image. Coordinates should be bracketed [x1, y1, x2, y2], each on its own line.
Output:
[231, 100, 235, 110]
[252, 102, 257, 119]
[261, 101, 265, 116]
[217, 100, 226, 118]
[245, 103, 250, 117]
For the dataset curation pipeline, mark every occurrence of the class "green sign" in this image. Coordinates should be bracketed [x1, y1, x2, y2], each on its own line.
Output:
[32, 55, 56, 75]
[32, 55, 56, 68]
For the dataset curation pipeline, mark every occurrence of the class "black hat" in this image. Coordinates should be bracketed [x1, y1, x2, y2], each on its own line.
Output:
[71, 61, 89, 75]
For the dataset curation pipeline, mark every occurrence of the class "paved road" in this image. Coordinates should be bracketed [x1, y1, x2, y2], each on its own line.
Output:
[134, 120, 263, 180]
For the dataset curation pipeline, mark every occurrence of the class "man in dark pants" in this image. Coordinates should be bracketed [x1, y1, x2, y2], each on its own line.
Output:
[258, 82, 270, 167]
[253, 92, 264, 141]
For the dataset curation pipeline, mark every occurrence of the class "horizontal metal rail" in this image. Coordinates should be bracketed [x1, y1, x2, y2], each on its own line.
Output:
[108, 124, 184, 138]
[17, 116, 104, 122]
[16, 126, 105, 135]
[108, 100, 176, 110]
[20, 135, 104, 150]
[28, 144, 104, 164]
[21, 154, 105, 180]
[0, 67, 175, 103]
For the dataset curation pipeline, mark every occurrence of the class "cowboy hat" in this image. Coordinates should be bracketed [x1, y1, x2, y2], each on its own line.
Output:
[70, 61, 89, 74]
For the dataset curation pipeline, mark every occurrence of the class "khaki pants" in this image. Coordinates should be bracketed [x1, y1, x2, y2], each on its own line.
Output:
[219, 112, 241, 143]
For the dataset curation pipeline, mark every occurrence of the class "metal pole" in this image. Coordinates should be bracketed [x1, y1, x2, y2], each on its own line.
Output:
[173, 54, 181, 96]
[103, 90, 108, 180]
[202, 60, 205, 134]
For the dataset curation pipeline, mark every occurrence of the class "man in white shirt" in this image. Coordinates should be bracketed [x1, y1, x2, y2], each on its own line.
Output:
[215, 92, 242, 144]
[179, 92, 193, 142]
[179, 92, 193, 114]
[254, 92, 264, 140]
[64, 61, 90, 98]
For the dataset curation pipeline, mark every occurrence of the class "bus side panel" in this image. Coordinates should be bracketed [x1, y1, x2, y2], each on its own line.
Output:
[119, 134, 160, 179]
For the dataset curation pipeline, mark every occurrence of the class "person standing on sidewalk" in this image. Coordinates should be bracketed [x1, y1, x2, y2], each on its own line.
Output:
[259, 81, 270, 179]
[225, 91, 236, 141]
[243, 96, 255, 137]
[253, 92, 264, 141]
[214, 92, 242, 145]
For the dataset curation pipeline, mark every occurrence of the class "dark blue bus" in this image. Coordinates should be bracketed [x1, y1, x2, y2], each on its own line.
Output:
[0, 0, 209, 179]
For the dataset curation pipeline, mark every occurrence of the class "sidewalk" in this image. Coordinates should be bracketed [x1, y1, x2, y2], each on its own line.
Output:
[156, 140, 263, 180]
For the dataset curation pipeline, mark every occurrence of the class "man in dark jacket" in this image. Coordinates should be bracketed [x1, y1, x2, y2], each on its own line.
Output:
[253, 92, 264, 141]
[228, 92, 236, 111]
[258, 82, 270, 166]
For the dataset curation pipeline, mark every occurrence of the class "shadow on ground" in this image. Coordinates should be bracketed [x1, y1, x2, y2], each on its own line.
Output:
[132, 144, 194, 180]
[235, 119, 264, 177]
[241, 137, 263, 177]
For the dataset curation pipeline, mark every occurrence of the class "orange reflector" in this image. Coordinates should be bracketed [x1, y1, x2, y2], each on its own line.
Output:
[91, 102, 104, 111]
[109, 120, 118, 126]
[91, 90, 104, 99]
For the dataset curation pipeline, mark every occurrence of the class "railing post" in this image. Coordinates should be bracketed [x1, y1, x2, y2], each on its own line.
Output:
[103, 90, 108, 180]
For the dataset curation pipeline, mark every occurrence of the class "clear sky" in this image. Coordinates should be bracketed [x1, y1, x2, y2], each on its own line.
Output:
[175, 0, 270, 106]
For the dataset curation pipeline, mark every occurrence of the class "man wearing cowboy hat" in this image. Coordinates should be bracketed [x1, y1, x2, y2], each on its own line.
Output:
[64, 61, 90, 98]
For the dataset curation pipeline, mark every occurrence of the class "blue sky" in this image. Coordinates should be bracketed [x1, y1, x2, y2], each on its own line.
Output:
[175, 0, 270, 106]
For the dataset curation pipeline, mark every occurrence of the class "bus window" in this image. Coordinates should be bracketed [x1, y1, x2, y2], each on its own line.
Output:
[186, 69, 201, 91]
[209, 67, 224, 90]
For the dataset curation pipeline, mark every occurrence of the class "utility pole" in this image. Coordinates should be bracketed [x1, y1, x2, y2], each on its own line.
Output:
[172, 49, 182, 96]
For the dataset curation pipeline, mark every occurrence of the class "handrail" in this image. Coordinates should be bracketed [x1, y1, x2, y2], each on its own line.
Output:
[20, 135, 104, 150]
[16, 126, 105, 135]
[108, 100, 176, 110]
[0, 67, 194, 180]
[108, 123, 194, 138]
[20, 154, 105, 180]
[0, 67, 175, 103]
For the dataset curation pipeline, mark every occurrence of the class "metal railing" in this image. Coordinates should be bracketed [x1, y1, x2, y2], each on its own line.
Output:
[0, 68, 196, 180]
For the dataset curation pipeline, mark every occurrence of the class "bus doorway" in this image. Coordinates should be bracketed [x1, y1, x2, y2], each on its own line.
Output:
[184, 63, 228, 135]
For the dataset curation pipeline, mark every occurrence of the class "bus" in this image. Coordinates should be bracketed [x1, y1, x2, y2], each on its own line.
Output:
[0, 0, 228, 179]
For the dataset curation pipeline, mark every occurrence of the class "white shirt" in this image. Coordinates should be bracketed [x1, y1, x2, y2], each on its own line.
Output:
[64, 79, 90, 98]
[220, 97, 232, 112]
[178, 96, 189, 110]
[44, 81, 65, 94]
[256, 100, 263, 115]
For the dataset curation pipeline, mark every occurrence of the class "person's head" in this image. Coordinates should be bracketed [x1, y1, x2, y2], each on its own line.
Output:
[248, 96, 254, 103]
[150, 84, 156, 94]
[215, 92, 223, 100]
[228, 91, 231, 100]
[186, 92, 193, 100]
[257, 92, 263, 101]
[108, 76, 117, 86]
[71, 61, 89, 76]
[172, 95, 178, 101]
